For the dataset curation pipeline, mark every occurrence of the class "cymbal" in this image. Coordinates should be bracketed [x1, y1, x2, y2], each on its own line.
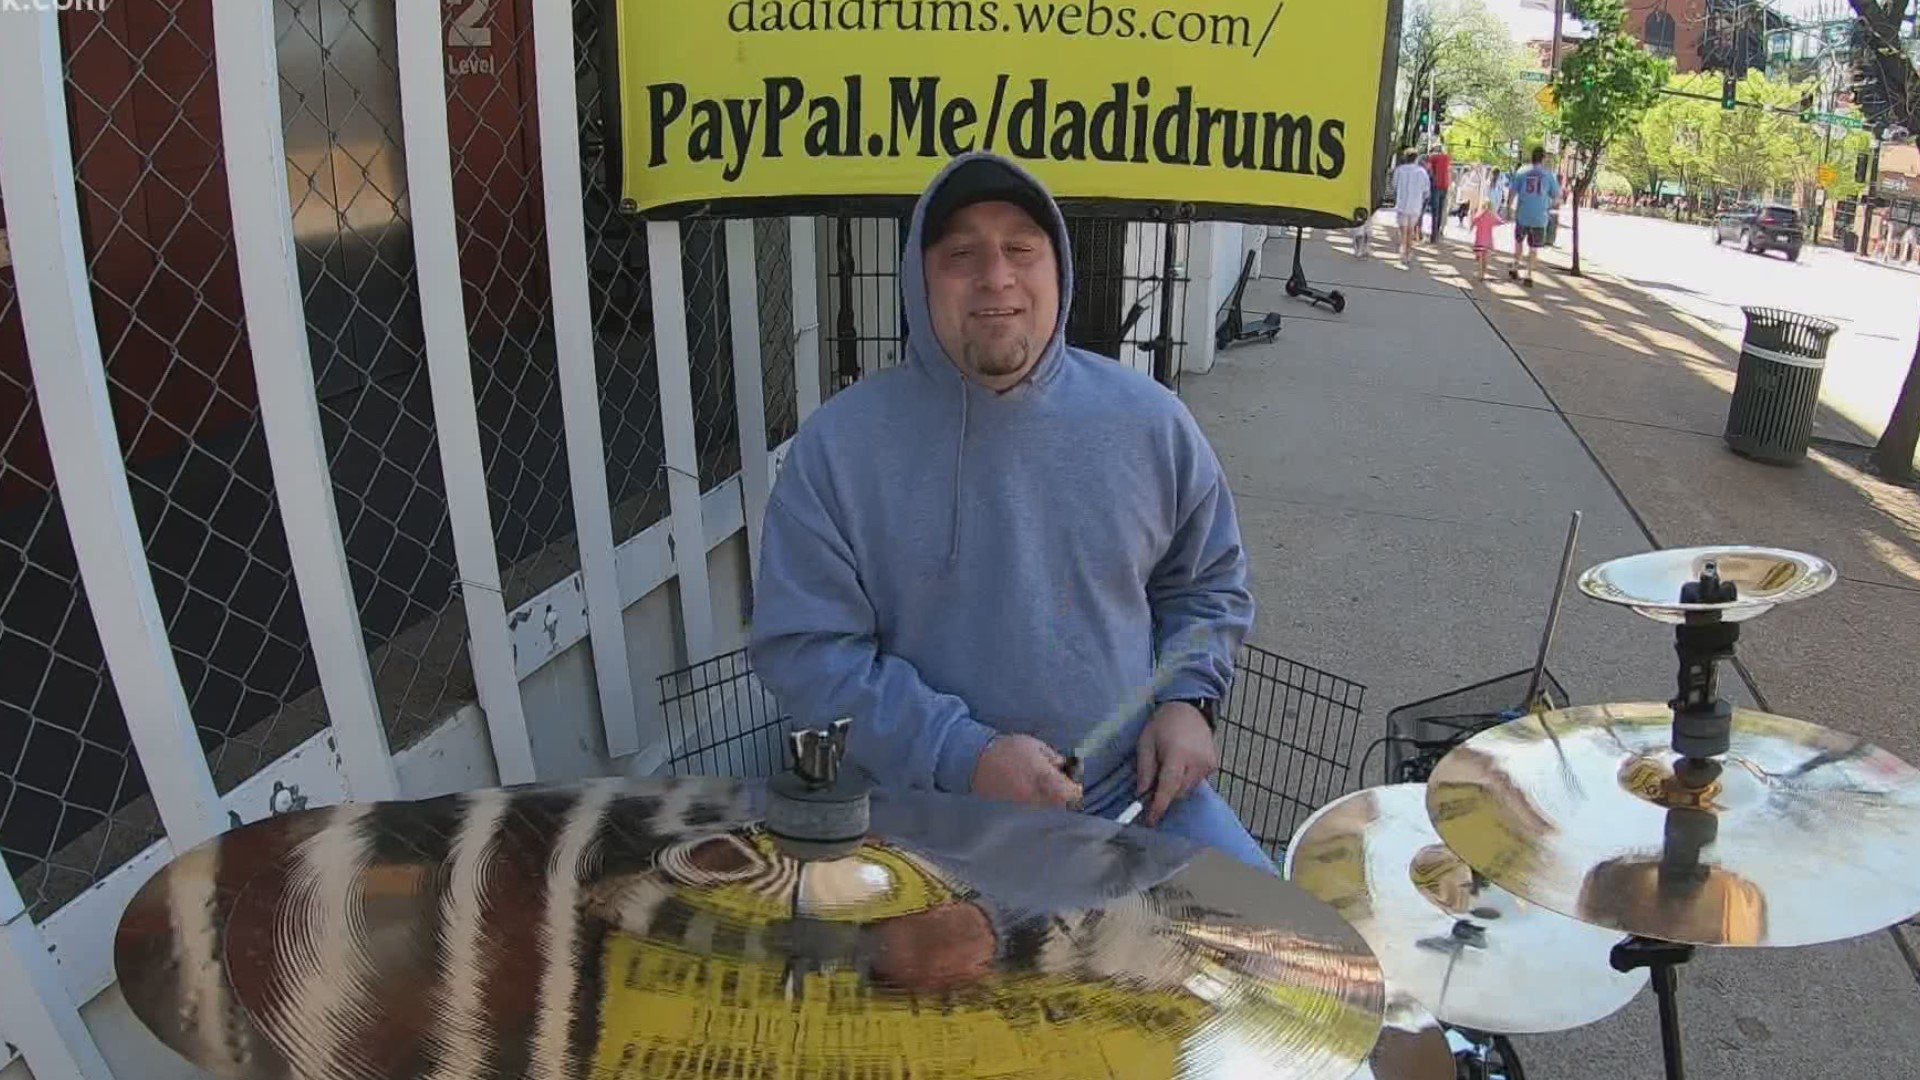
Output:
[1352, 993, 1454, 1080]
[116, 778, 1385, 1080]
[1576, 546, 1836, 624]
[1285, 785, 1646, 1034]
[1426, 703, 1920, 947]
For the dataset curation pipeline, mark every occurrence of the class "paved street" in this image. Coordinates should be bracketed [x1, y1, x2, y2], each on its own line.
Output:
[1546, 209, 1920, 450]
[1183, 220, 1920, 1080]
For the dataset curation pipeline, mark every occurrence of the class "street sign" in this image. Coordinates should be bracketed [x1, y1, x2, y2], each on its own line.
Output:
[1817, 163, 1838, 188]
[1519, 71, 1550, 83]
[1813, 112, 1865, 130]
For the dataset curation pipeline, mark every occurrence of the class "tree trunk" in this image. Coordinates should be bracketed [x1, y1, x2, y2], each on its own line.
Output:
[1871, 317, 1920, 481]
[1572, 184, 1584, 276]
[1397, 59, 1434, 153]
[1570, 151, 1598, 277]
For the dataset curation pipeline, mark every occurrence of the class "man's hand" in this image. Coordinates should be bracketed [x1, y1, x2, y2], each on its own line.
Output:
[1136, 702, 1218, 827]
[971, 734, 1082, 809]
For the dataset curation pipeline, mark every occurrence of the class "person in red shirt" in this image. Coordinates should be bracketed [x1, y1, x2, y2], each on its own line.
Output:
[1425, 145, 1453, 243]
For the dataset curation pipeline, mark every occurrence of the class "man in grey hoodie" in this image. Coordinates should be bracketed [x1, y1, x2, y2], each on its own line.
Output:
[747, 152, 1267, 871]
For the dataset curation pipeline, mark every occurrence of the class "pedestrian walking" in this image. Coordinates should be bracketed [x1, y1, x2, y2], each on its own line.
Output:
[1471, 199, 1502, 280]
[1426, 143, 1454, 243]
[1392, 148, 1431, 270]
[1505, 146, 1561, 288]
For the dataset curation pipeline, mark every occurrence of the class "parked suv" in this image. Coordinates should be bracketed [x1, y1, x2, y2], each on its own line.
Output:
[1712, 204, 1804, 260]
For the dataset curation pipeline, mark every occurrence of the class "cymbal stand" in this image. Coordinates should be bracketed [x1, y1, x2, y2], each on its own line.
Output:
[1609, 630, 1729, 1080]
[767, 718, 870, 862]
[1609, 937, 1694, 1080]
[1669, 562, 1739, 765]
[1442, 1026, 1527, 1080]
[1522, 511, 1582, 712]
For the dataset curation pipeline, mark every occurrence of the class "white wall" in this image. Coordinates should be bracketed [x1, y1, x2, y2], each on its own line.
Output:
[1181, 222, 1270, 377]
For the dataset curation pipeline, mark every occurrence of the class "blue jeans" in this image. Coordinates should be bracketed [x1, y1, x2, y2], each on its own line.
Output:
[1086, 777, 1278, 875]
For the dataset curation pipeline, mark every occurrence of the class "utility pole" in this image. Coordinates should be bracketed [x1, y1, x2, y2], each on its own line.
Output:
[1864, 135, 1883, 258]
[1549, 0, 1566, 74]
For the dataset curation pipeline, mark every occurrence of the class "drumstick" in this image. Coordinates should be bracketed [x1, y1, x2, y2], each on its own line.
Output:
[1062, 625, 1219, 787]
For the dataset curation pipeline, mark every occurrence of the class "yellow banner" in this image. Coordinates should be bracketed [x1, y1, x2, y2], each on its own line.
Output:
[613, 0, 1400, 225]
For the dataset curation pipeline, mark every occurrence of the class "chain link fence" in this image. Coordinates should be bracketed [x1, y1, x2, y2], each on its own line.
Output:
[754, 219, 801, 449]
[278, 0, 478, 750]
[0, 2, 323, 920]
[442, 0, 575, 607]
[1, 179, 172, 923]
[681, 222, 743, 492]
[575, 0, 671, 547]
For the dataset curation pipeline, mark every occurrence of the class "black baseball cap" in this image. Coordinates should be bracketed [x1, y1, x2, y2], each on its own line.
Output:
[922, 159, 1055, 247]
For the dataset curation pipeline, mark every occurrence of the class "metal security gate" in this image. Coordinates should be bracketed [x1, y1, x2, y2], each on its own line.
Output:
[1, 1, 823, 1073]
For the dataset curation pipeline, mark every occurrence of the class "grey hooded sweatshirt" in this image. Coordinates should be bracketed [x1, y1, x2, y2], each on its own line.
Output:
[746, 152, 1255, 812]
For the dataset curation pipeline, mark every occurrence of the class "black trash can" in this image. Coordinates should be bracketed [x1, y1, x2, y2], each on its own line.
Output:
[1724, 307, 1838, 464]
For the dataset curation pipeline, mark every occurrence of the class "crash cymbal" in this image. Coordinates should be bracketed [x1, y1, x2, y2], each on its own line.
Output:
[1285, 785, 1645, 1034]
[1352, 993, 1454, 1080]
[117, 777, 1384, 1080]
[1576, 546, 1836, 624]
[1426, 703, 1920, 947]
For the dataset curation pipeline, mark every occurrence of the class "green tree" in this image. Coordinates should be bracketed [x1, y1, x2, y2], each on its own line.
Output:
[1611, 115, 1662, 195]
[1396, 0, 1525, 153]
[1451, 81, 1549, 166]
[1549, 0, 1671, 274]
[1704, 71, 1802, 202]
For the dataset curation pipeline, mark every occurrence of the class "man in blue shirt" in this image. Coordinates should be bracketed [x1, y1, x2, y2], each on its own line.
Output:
[1505, 146, 1562, 288]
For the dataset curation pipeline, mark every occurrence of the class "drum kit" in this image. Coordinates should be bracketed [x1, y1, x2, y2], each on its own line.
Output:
[112, 545, 1920, 1080]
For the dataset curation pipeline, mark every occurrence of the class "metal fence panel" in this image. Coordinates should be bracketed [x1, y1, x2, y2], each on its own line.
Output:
[572, 0, 668, 548]
[754, 218, 799, 449]
[275, 0, 477, 750]
[681, 222, 743, 492]
[442, 0, 575, 608]
[0, 3, 328, 921]
[0, 180, 170, 923]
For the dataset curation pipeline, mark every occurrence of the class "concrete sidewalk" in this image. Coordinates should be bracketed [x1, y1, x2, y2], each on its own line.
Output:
[1179, 224, 1920, 1080]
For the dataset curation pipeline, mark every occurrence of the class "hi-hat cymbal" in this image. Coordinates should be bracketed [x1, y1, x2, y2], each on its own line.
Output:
[1285, 785, 1646, 1034]
[1577, 546, 1836, 624]
[116, 778, 1384, 1080]
[1426, 703, 1920, 947]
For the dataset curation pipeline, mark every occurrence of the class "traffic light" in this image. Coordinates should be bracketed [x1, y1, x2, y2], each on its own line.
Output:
[1857, 151, 1871, 183]
[1799, 91, 1814, 123]
[1722, 72, 1738, 110]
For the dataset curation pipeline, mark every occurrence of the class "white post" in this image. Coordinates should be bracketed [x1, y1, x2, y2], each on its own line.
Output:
[1182, 223, 1220, 376]
[393, 1, 537, 783]
[1, 874, 110, 1080]
[530, 0, 640, 757]
[789, 216, 823, 423]
[210, 0, 398, 801]
[0, 11, 224, 848]
[646, 222, 716, 662]
[725, 221, 771, 586]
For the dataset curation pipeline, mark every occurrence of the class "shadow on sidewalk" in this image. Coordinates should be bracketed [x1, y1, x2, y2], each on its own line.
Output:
[1367, 229, 1920, 754]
